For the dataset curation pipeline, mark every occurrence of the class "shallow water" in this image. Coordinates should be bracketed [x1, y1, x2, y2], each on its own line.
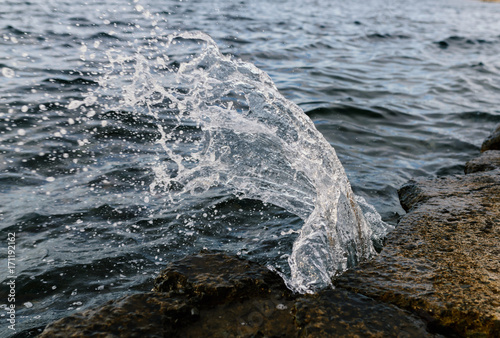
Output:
[1, 0, 500, 336]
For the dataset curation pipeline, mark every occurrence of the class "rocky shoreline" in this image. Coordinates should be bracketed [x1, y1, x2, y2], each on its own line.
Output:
[39, 126, 500, 337]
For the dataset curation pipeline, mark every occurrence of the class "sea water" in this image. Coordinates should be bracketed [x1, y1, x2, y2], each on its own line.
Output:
[1, 0, 500, 336]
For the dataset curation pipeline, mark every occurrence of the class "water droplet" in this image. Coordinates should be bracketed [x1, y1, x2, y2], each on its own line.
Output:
[68, 100, 83, 110]
[46, 177, 55, 182]
[21, 105, 28, 112]
[276, 304, 287, 310]
[24, 302, 33, 308]
[17, 129, 26, 136]
[2, 67, 15, 78]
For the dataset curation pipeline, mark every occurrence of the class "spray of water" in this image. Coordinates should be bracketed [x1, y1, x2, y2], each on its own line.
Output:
[92, 31, 390, 293]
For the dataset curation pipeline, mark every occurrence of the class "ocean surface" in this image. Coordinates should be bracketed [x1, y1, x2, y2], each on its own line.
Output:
[1, 0, 500, 336]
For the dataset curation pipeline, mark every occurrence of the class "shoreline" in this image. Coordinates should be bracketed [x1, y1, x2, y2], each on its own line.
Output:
[36, 125, 500, 337]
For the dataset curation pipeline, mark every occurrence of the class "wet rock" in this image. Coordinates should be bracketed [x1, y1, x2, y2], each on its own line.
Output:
[465, 150, 500, 174]
[152, 252, 291, 305]
[295, 288, 434, 337]
[481, 124, 500, 152]
[41, 252, 437, 337]
[40, 292, 198, 337]
[336, 168, 500, 337]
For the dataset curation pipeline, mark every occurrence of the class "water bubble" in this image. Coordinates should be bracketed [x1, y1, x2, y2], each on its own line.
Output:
[24, 302, 33, 308]
[17, 129, 26, 136]
[46, 177, 55, 182]
[21, 105, 28, 112]
[68, 100, 83, 110]
[84, 96, 97, 106]
[276, 304, 287, 310]
[2, 67, 15, 78]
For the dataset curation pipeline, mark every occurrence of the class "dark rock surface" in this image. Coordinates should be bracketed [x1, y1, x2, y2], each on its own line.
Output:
[152, 252, 291, 304]
[41, 253, 437, 337]
[465, 150, 500, 174]
[335, 157, 500, 337]
[294, 288, 433, 337]
[481, 124, 500, 152]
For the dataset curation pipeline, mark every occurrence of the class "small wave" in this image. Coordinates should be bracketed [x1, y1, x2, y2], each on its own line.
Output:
[89, 32, 122, 41]
[3, 24, 28, 35]
[435, 35, 496, 49]
[68, 17, 98, 28]
[220, 36, 252, 45]
[307, 105, 385, 120]
[43, 77, 98, 86]
[366, 33, 411, 40]
[455, 111, 500, 123]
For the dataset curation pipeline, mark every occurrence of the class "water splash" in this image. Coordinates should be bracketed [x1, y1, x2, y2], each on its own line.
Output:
[95, 31, 391, 293]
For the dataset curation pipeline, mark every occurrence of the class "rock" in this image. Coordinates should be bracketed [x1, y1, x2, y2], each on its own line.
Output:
[41, 252, 437, 337]
[335, 168, 500, 337]
[295, 288, 434, 337]
[40, 292, 199, 338]
[152, 252, 291, 305]
[465, 150, 500, 174]
[481, 124, 500, 152]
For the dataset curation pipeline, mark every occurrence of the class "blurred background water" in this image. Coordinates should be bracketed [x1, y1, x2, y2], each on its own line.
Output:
[1, 0, 500, 336]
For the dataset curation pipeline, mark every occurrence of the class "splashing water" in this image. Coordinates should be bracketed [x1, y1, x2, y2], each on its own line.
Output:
[93, 31, 391, 293]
